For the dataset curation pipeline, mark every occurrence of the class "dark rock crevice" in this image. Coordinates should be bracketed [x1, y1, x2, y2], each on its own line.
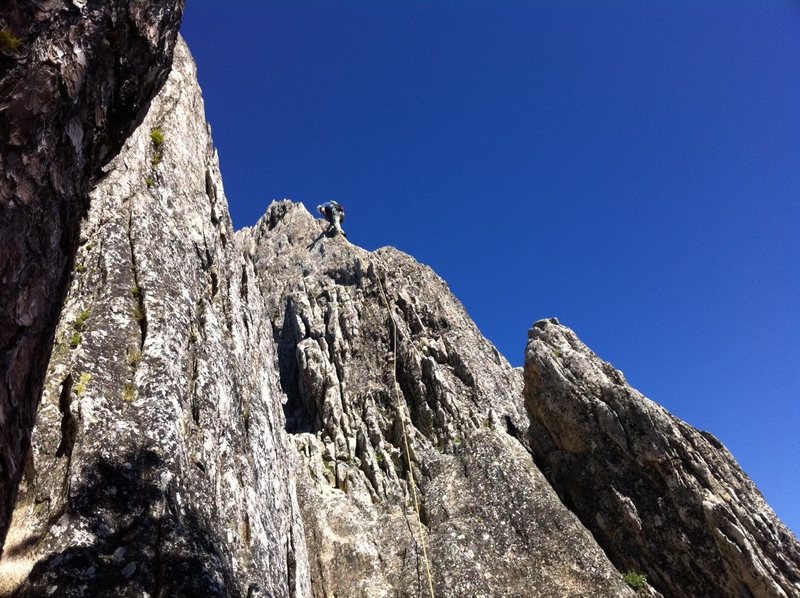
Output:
[54, 375, 76, 462]
[127, 209, 148, 351]
[276, 301, 319, 435]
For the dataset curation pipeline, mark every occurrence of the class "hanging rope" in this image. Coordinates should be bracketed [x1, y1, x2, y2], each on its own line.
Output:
[372, 259, 435, 598]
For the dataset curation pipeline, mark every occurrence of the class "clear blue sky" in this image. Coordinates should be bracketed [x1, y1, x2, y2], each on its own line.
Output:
[182, 2, 800, 535]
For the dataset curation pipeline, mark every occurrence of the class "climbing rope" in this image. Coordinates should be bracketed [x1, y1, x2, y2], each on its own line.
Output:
[372, 259, 435, 598]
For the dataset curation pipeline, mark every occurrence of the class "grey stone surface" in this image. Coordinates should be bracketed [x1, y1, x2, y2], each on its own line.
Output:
[1, 39, 309, 598]
[524, 318, 800, 598]
[0, 0, 184, 549]
[3, 26, 798, 598]
[242, 202, 635, 597]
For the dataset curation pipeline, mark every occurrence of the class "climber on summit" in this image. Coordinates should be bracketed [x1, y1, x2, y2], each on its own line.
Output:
[317, 200, 346, 237]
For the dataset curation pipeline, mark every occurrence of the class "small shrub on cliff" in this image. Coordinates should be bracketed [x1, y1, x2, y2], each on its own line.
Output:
[73, 309, 90, 331]
[623, 571, 647, 590]
[127, 348, 142, 367]
[149, 129, 165, 170]
[122, 383, 136, 402]
[0, 30, 21, 52]
[75, 263, 87, 273]
[69, 332, 82, 349]
[131, 303, 145, 323]
[75, 372, 92, 396]
[150, 128, 165, 146]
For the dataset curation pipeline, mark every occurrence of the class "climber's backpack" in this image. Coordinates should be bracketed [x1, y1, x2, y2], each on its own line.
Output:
[330, 201, 345, 222]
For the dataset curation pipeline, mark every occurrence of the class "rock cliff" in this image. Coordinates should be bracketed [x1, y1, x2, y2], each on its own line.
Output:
[2, 32, 799, 598]
[1, 38, 307, 598]
[0, 0, 184, 547]
[525, 319, 800, 597]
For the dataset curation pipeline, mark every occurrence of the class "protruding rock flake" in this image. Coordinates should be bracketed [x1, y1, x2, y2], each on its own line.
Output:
[524, 318, 800, 598]
[1, 29, 798, 598]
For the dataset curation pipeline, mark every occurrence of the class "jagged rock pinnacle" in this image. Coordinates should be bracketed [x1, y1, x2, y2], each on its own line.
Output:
[1, 32, 797, 598]
[239, 201, 634, 595]
[525, 318, 800, 597]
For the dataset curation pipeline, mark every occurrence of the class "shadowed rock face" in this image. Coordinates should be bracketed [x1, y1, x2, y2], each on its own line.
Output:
[0, 0, 184, 549]
[524, 318, 800, 598]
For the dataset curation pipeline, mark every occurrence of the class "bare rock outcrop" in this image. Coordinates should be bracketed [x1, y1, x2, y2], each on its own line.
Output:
[3, 35, 634, 595]
[240, 203, 635, 597]
[1, 39, 309, 598]
[0, 0, 184, 548]
[524, 318, 800, 598]
[3, 24, 798, 598]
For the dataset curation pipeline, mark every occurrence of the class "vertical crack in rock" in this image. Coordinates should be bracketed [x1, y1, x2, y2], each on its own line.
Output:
[127, 209, 148, 350]
[0, 0, 184, 547]
[187, 322, 201, 427]
[187, 297, 205, 430]
[53, 374, 76, 506]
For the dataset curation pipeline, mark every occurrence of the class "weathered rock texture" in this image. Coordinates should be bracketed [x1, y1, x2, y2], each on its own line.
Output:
[2, 29, 799, 598]
[525, 318, 800, 597]
[0, 0, 184, 548]
[1, 39, 308, 597]
[241, 202, 635, 597]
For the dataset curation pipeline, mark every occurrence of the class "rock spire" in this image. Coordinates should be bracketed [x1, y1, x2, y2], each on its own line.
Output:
[1, 31, 798, 598]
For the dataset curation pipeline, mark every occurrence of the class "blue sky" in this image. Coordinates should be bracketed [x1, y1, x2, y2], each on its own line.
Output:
[182, 2, 800, 535]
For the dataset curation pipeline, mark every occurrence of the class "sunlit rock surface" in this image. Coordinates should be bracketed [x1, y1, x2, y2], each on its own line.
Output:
[2, 31, 798, 598]
[1, 39, 309, 598]
[0, 0, 184, 547]
[525, 318, 800, 597]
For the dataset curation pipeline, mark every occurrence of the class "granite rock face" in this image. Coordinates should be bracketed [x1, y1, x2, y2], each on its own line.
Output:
[3, 28, 799, 598]
[1, 39, 309, 597]
[524, 318, 800, 598]
[241, 202, 634, 597]
[2, 36, 634, 597]
[0, 0, 184, 547]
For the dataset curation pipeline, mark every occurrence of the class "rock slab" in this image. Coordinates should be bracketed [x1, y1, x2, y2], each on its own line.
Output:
[0, 0, 184, 548]
[525, 318, 800, 597]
